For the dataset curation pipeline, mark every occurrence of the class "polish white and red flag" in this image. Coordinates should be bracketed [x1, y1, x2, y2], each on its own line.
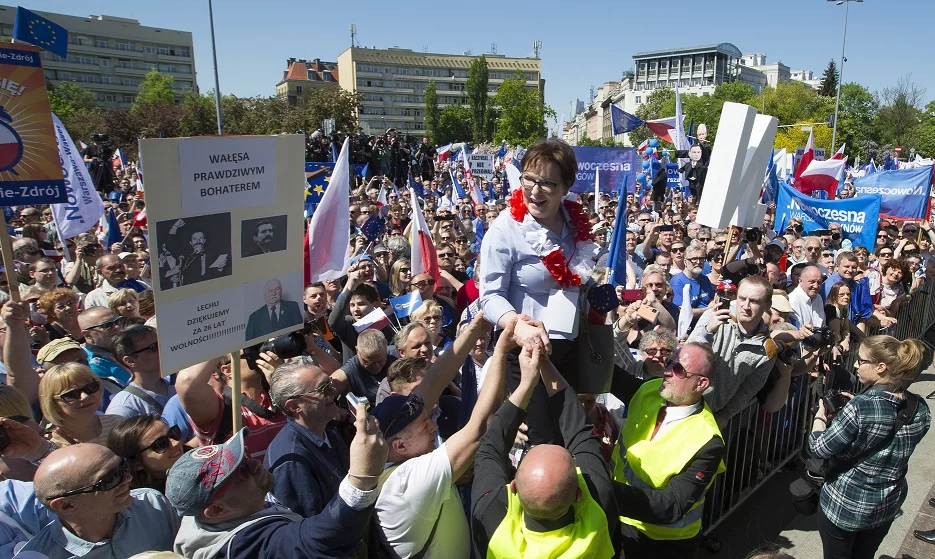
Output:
[645, 116, 681, 144]
[409, 186, 439, 280]
[353, 308, 392, 333]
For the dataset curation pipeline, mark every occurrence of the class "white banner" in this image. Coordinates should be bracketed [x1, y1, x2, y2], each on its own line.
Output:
[50, 113, 104, 239]
[466, 153, 495, 179]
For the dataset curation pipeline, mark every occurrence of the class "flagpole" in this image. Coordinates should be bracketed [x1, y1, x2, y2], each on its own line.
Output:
[208, 0, 224, 135]
[830, 0, 856, 153]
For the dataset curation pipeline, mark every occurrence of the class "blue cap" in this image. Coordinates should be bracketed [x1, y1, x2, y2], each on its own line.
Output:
[349, 253, 374, 266]
[372, 394, 424, 439]
[165, 428, 247, 516]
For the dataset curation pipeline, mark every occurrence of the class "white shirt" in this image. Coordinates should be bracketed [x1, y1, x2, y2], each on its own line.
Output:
[789, 285, 826, 327]
[375, 444, 469, 559]
[654, 401, 704, 439]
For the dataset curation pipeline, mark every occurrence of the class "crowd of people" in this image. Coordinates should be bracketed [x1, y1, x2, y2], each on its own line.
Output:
[0, 135, 930, 559]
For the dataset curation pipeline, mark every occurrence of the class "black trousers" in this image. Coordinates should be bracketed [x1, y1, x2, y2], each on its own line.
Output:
[818, 507, 892, 559]
[504, 338, 578, 446]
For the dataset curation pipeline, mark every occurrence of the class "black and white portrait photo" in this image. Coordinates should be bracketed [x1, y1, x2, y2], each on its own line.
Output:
[155, 212, 233, 291]
[241, 214, 288, 258]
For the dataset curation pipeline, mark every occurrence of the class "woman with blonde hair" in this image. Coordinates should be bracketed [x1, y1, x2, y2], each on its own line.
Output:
[809, 335, 931, 558]
[37, 287, 83, 342]
[410, 299, 451, 354]
[0, 385, 45, 481]
[39, 362, 124, 447]
[388, 257, 412, 298]
[108, 287, 142, 318]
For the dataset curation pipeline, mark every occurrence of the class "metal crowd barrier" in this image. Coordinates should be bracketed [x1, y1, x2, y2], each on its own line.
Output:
[701, 279, 935, 535]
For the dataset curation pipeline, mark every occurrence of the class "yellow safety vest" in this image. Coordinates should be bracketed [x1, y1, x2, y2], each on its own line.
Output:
[612, 378, 726, 541]
[486, 469, 615, 559]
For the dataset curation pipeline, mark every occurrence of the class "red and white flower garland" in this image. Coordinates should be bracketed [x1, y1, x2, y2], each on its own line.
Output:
[509, 189, 601, 288]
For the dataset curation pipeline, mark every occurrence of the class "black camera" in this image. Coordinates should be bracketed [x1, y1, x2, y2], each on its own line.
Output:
[721, 257, 761, 284]
[745, 228, 763, 244]
[242, 322, 313, 370]
[821, 389, 850, 417]
[803, 326, 835, 350]
[92, 132, 109, 142]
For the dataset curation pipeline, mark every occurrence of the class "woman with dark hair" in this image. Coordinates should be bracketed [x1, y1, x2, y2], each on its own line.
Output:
[705, 248, 724, 286]
[878, 259, 910, 319]
[21, 223, 55, 254]
[809, 335, 931, 559]
[107, 414, 187, 493]
[479, 139, 604, 443]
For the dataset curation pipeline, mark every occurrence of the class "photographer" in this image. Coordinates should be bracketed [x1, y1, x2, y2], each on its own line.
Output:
[414, 137, 436, 181]
[62, 235, 104, 294]
[808, 336, 930, 559]
[82, 133, 115, 193]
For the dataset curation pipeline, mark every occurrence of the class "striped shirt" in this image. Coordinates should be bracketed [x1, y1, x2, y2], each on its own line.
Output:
[809, 390, 931, 531]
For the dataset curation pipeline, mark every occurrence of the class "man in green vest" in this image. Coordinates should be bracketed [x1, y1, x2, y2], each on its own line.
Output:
[471, 340, 617, 558]
[609, 341, 726, 559]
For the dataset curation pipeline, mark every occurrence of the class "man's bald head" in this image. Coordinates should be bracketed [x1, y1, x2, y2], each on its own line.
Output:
[513, 445, 579, 520]
[78, 306, 115, 331]
[34, 443, 117, 504]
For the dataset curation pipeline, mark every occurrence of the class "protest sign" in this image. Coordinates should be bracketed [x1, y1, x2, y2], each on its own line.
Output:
[0, 43, 65, 206]
[466, 153, 494, 179]
[852, 165, 933, 220]
[50, 114, 104, 239]
[570, 146, 637, 194]
[666, 163, 686, 197]
[140, 134, 306, 373]
[774, 181, 880, 249]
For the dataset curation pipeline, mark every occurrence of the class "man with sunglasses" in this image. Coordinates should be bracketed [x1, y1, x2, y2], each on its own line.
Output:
[606, 342, 725, 558]
[671, 247, 716, 321]
[107, 325, 176, 419]
[79, 308, 131, 388]
[170, 413, 388, 559]
[14, 443, 180, 557]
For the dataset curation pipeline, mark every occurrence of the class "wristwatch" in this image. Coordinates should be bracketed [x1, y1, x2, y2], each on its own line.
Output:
[28, 440, 58, 466]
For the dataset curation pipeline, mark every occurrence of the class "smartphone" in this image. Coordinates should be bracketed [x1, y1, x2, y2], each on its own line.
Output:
[718, 297, 732, 312]
[621, 289, 642, 303]
[637, 305, 659, 323]
[0, 425, 9, 453]
[347, 393, 370, 416]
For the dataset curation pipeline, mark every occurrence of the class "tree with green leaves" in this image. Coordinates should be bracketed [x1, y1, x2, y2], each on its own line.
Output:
[912, 100, 935, 158]
[819, 59, 839, 97]
[180, 91, 218, 137]
[875, 74, 926, 148]
[301, 87, 362, 135]
[134, 69, 175, 109]
[435, 104, 473, 145]
[423, 81, 439, 143]
[466, 56, 489, 142]
[491, 74, 555, 146]
[833, 83, 877, 158]
[47, 82, 103, 143]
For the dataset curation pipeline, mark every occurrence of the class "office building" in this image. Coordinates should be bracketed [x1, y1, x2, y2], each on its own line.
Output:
[0, 5, 196, 109]
[276, 58, 339, 105]
[336, 46, 543, 135]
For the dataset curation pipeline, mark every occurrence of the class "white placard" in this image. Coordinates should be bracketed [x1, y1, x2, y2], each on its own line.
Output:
[156, 284, 246, 373]
[179, 136, 277, 214]
[466, 153, 495, 179]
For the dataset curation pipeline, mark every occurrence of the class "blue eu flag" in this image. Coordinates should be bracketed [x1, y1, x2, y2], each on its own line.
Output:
[14, 7, 68, 59]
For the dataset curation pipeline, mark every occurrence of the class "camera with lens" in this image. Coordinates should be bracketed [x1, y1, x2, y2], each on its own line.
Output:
[91, 132, 109, 143]
[821, 389, 850, 417]
[802, 326, 835, 350]
[744, 228, 763, 244]
[242, 322, 313, 370]
[721, 257, 761, 284]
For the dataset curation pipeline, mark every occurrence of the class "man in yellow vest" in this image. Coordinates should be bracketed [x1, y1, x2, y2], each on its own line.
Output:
[471, 340, 617, 558]
[609, 341, 726, 559]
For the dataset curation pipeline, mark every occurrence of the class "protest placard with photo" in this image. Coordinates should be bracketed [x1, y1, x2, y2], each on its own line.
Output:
[139, 134, 305, 372]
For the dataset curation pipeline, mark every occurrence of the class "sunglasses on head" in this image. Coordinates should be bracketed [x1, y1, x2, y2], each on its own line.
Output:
[48, 458, 129, 500]
[141, 425, 182, 454]
[58, 381, 101, 403]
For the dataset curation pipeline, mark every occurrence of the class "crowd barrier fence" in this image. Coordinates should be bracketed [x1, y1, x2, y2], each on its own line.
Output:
[701, 280, 935, 535]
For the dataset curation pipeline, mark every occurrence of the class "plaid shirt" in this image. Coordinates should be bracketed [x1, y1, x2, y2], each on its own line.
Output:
[809, 390, 931, 531]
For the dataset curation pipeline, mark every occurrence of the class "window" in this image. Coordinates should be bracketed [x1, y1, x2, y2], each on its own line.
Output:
[70, 36, 90, 46]
[76, 74, 100, 84]
[100, 93, 117, 102]
[296, 86, 303, 96]
[396, 67, 408, 75]
[636, 96, 641, 104]
[122, 95, 135, 103]
[58, 71, 73, 80]
[143, 45, 157, 54]
[158, 63, 177, 73]
[157, 46, 170, 55]
[101, 76, 113, 84]
[96, 39, 109, 48]
[118, 59, 133, 68]
[120, 78, 140, 87]
[177, 48, 190, 57]
[116, 42, 135, 51]
[99, 58, 110, 67]
[178, 64, 191, 73]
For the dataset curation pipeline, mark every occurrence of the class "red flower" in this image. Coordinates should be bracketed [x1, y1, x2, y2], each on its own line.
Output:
[541, 250, 581, 288]
[510, 189, 591, 288]
[509, 188, 527, 222]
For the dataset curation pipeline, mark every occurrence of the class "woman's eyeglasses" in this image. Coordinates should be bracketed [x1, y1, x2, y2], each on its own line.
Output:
[141, 425, 182, 454]
[520, 175, 560, 193]
[47, 458, 129, 499]
[643, 347, 673, 358]
[58, 381, 101, 403]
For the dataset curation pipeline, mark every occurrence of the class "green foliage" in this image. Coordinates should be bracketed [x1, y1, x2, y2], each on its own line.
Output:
[466, 56, 490, 142]
[435, 104, 473, 145]
[874, 74, 926, 149]
[179, 91, 218, 137]
[423, 81, 439, 143]
[911, 100, 935, 158]
[774, 123, 833, 154]
[134, 70, 175, 109]
[491, 74, 555, 146]
[47, 82, 103, 143]
[819, 59, 839, 97]
[834, 83, 877, 157]
[300, 87, 362, 134]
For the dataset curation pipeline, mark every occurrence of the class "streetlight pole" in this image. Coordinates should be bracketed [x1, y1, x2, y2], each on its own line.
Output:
[829, 0, 861, 153]
[208, 0, 224, 135]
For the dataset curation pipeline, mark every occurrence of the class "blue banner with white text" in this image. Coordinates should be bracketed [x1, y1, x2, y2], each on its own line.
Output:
[570, 147, 637, 194]
[775, 182, 880, 249]
[851, 165, 933, 220]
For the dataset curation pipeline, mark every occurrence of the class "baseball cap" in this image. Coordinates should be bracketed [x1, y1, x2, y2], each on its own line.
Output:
[37, 338, 83, 364]
[373, 243, 390, 256]
[771, 293, 794, 314]
[372, 394, 425, 439]
[349, 253, 374, 266]
[165, 428, 247, 516]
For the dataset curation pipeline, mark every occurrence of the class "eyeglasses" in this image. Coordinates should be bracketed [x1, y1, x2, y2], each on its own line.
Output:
[423, 315, 442, 323]
[48, 458, 129, 499]
[382, 395, 425, 438]
[638, 218, 651, 222]
[877, 234, 888, 239]
[141, 425, 182, 454]
[437, 252, 454, 258]
[821, 252, 834, 258]
[295, 377, 337, 402]
[665, 359, 707, 380]
[714, 241, 726, 246]
[643, 347, 673, 358]
[805, 246, 822, 252]
[128, 341, 159, 356]
[670, 247, 685, 253]
[58, 381, 101, 403]
[697, 237, 711, 242]
[85, 316, 124, 331]
[685, 257, 705, 264]
[209, 459, 254, 504]
[399, 268, 411, 274]
[455, 238, 468, 244]
[411, 279, 436, 289]
[854, 355, 877, 367]
[520, 174, 560, 193]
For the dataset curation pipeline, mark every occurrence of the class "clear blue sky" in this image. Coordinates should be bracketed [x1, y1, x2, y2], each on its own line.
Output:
[27, 0, 935, 126]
